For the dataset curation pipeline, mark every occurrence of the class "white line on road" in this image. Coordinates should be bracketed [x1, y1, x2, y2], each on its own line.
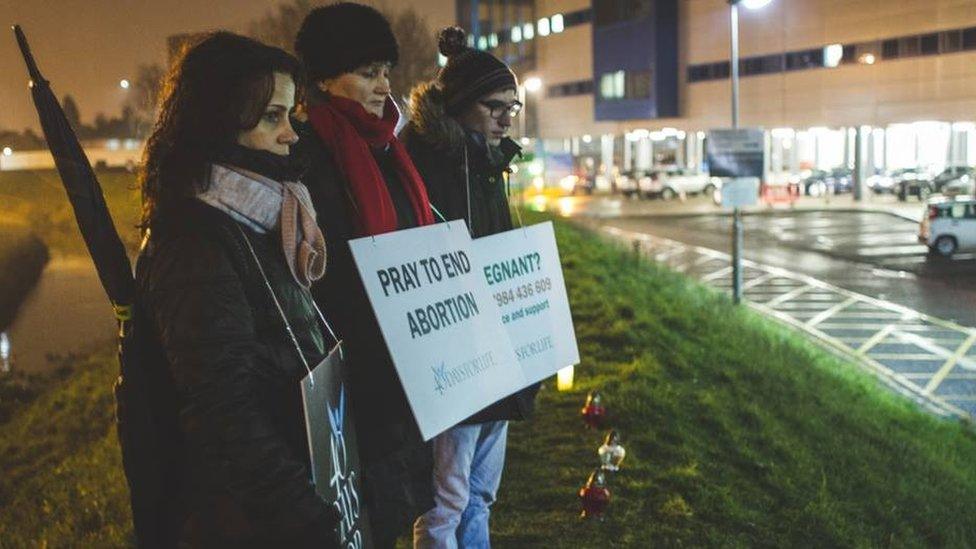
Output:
[764, 285, 814, 308]
[856, 323, 901, 355]
[925, 333, 976, 395]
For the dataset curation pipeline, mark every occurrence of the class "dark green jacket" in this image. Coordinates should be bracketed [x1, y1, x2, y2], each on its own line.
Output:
[135, 199, 337, 547]
[401, 81, 540, 424]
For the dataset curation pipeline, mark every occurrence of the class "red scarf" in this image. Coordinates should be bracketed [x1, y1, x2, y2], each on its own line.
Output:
[307, 95, 434, 236]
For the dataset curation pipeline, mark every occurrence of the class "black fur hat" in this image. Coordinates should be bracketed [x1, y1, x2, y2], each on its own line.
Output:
[436, 27, 518, 115]
[294, 2, 399, 83]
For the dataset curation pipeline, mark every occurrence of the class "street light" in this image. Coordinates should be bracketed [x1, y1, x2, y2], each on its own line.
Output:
[728, 0, 773, 304]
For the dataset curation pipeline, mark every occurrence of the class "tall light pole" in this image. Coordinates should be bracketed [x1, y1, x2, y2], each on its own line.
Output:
[728, 0, 772, 304]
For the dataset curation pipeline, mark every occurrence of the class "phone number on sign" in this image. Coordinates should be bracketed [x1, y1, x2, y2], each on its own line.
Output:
[493, 277, 552, 307]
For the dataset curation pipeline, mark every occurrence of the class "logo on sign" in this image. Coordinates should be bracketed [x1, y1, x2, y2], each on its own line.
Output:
[431, 351, 496, 396]
[327, 387, 364, 548]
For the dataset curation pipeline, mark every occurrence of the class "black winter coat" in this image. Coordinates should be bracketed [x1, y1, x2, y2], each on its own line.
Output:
[293, 122, 435, 546]
[401, 82, 541, 424]
[134, 200, 337, 547]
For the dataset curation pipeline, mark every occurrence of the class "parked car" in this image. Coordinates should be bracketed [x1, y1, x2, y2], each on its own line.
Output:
[615, 170, 646, 198]
[899, 166, 973, 201]
[868, 168, 920, 194]
[942, 174, 975, 197]
[800, 168, 852, 196]
[559, 173, 595, 195]
[652, 169, 721, 200]
[919, 195, 976, 257]
[615, 168, 719, 200]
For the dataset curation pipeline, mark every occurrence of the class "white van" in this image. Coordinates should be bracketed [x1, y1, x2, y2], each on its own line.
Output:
[919, 195, 976, 257]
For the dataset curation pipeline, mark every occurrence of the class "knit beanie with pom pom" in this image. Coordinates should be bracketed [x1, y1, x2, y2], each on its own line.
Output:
[436, 27, 518, 115]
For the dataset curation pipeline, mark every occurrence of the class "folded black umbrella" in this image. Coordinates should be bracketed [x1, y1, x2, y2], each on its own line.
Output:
[12, 25, 135, 314]
[12, 26, 179, 549]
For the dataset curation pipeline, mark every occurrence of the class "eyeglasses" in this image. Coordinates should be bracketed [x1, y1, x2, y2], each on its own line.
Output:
[479, 100, 523, 120]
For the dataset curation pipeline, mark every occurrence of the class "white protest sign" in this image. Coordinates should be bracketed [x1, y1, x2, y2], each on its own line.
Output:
[472, 222, 579, 385]
[349, 221, 525, 440]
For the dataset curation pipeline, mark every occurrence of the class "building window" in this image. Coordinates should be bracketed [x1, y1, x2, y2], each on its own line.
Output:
[565, 9, 592, 27]
[942, 30, 962, 52]
[547, 79, 593, 98]
[841, 45, 857, 64]
[823, 44, 843, 68]
[899, 36, 920, 57]
[786, 49, 822, 70]
[688, 24, 976, 86]
[855, 42, 879, 65]
[963, 27, 976, 50]
[551, 13, 565, 33]
[626, 71, 652, 99]
[597, 71, 651, 99]
[688, 65, 711, 83]
[881, 39, 899, 59]
[712, 61, 730, 78]
[600, 71, 625, 99]
[593, 0, 652, 27]
[537, 17, 550, 36]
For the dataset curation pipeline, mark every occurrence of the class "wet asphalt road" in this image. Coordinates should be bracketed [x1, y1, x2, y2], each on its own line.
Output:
[554, 197, 976, 327]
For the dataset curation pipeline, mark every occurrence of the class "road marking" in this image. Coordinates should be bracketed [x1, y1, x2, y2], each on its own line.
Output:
[764, 285, 814, 307]
[868, 353, 943, 361]
[856, 323, 900, 355]
[890, 331, 976, 370]
[807, 297, 857, 327]
[701, 266, 733, 282]
[924, 333, 976, 395]
[742, 273, 775, 291]
[818, 323, 891, 331]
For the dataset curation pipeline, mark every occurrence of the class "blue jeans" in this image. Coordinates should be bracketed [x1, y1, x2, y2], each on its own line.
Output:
[413, 421, 509, 549]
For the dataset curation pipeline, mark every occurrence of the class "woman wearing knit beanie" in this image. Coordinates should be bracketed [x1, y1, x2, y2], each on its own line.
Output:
[292, 3, 436, 547]
[402, 26, 541, 549]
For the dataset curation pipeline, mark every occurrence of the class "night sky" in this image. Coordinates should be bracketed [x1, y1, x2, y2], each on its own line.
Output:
[0, 0, 453, 133]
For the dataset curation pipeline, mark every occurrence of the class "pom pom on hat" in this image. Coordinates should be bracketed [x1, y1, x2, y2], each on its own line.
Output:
[435, 26, 517, 115]
[438, 26, 468, 58]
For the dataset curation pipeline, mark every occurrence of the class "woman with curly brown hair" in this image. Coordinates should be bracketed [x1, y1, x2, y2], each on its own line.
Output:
[134, 31, 337, 547]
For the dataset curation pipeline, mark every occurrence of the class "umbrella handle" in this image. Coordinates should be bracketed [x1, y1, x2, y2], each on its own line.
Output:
[12, 25, 45, 85]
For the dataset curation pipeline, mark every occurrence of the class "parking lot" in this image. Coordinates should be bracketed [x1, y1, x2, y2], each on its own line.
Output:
[668, 210, 976, 278]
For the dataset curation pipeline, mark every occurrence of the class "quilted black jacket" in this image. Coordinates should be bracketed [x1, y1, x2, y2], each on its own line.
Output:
[135, 199, 338, 547]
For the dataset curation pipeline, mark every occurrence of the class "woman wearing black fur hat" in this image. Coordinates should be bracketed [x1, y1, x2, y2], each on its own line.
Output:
[292, 3, 436, 546]
[402, 27, 540, 549]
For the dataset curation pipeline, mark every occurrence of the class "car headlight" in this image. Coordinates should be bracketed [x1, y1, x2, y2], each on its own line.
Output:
[559, 175, 579, 191]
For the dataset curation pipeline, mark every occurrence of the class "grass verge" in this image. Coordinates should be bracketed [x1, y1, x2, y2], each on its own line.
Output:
[0, 169, 142, 255]
[1, 212, 975, 547]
